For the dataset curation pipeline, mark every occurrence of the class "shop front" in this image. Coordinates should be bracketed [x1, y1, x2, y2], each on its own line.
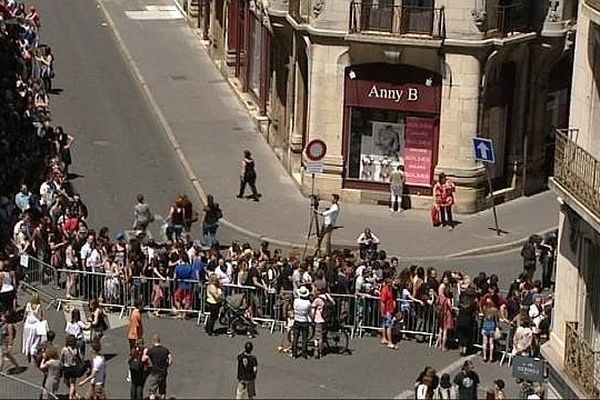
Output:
[342, 63, 442, 195]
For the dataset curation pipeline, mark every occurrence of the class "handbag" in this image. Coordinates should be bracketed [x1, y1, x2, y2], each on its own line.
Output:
[35, 320, 49, 336]
[494, 327, 502, 340]
[430, 206, 441, 227]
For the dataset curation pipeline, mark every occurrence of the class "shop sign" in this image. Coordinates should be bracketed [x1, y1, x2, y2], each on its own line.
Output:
[367, 85, 420, 103]
[404, 117, 435, 186]
[512, 356, 545, 382]
[345, 80, 441, 114]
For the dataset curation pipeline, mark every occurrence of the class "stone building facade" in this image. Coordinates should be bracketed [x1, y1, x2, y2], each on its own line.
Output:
[543, 1, 600, 398]
[188, 0, 576, 212]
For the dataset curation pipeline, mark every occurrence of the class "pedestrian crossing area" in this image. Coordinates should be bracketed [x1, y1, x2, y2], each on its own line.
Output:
[125, 5, 183, 20]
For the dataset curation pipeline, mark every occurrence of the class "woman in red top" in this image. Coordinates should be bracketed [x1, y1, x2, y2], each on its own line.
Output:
[433, 172, 456, 229]
[379, 278, 397, 349]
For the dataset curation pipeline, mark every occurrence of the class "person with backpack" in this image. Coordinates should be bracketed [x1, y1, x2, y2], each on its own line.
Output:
[311, 286, 335, 359]
[129, 338, 148, 400]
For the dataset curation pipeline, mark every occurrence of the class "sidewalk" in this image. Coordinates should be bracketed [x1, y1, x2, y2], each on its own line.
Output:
[98, 0, 558, 258]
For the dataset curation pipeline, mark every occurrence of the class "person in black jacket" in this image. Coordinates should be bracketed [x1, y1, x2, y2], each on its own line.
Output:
[520, 235, 539, 279]
[237, 150, 260, 202]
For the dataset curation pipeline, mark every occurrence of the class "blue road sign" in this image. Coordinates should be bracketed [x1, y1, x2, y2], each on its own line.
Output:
[472, 137, 495, 163]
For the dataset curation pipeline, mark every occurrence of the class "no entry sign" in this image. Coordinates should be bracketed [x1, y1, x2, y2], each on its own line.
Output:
[305, 139, 327, 161]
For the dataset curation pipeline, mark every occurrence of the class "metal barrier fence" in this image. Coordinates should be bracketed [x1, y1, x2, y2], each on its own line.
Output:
[0, 372, 58, 400]
[18, 255, 524, 357]
[356, 295, 438, 345]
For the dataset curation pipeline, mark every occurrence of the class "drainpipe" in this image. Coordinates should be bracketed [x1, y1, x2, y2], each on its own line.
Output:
[522, 44, 534, 196]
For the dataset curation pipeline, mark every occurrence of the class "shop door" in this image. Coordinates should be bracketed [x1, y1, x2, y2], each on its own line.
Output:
[360, 0, 394, 32]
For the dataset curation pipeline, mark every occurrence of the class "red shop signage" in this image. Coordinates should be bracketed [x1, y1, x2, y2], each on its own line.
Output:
[404, 117, 437, 187]
[345, 80, 441, 114]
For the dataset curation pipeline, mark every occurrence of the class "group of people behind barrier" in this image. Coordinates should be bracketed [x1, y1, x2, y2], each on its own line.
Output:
[19, 231, 555, 364]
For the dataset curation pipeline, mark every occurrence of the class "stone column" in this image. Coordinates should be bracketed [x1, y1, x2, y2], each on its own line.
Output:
[301, 43, 348, 196]
[437, 52, 486, 213]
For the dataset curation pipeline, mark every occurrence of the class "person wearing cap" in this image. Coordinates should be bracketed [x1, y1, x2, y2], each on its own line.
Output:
[494, 379, 506, 399]
[291, 286, 311, 359]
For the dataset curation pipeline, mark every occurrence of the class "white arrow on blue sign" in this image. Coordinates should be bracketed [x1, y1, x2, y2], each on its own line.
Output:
[472, 137, 495, 163]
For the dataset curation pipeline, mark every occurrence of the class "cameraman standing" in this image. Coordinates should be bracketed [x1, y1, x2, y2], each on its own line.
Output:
[315, 194, 340, 257]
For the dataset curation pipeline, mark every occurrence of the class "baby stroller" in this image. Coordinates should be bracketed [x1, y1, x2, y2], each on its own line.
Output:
[218, 292, 258, 337]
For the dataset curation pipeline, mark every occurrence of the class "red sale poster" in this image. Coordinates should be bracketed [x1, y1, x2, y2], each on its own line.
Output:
[404, 117, 436, 187]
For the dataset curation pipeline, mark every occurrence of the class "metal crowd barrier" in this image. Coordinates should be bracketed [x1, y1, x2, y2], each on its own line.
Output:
[355, 294, 439, 346]
[0, 372, 58, 400]
[18, 255, 458, 347]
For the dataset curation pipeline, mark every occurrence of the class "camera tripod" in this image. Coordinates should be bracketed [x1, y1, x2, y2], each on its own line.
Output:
[301, 195, 321, 260]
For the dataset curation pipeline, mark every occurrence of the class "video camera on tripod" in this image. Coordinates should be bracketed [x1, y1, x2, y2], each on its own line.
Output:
[309, 194, 320, 211]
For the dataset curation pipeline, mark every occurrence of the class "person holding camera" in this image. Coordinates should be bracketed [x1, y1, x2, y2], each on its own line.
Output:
[314, 194, 340, 257]
[356, 227, 380, 260]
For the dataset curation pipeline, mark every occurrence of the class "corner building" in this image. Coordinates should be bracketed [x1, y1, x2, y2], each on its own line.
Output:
[542, 0, 600, 398]
[188, 0, 576, 212]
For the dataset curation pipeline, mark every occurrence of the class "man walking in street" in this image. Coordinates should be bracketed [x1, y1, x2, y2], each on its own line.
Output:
[315, 194, 340, 257]
[433, 172, 456, 229]
[143, 335, 173, 400]
[389, 165, 405, 212]
[133, 194, 154, 231]
[236, 341, 258, 400]
[237, 150, 260, 202]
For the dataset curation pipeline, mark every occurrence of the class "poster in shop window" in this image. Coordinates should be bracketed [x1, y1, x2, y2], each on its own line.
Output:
[404, 117, 435, 187]
[359, 121, 405, 183]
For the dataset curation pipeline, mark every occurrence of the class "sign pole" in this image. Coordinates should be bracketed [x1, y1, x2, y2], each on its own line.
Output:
[486, 164, 501, 236]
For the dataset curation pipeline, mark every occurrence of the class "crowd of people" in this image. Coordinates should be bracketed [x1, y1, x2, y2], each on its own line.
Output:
[0, 2, 558, 399]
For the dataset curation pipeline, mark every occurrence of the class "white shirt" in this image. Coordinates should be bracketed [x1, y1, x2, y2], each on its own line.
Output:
[214, 264, 232, 285]
[65, 321, 85, 340]
[86, 249, 103, 272]
[39, 181, 55, 206]
[322, 203, 339, 227]
[293, 298, 312, 323]
[80, 242, 92, 263]
[529, 303, 544, 332]
[91, 355, 106, 385]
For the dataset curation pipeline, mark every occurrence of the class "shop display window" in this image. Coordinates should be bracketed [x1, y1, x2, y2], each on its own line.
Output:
[347, 107, 405, 183]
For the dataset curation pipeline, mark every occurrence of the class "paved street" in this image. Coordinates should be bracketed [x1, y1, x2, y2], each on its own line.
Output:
[43, 0, 557, 259]
[10, 0, 547, 398]
[4, 296, 521, 399]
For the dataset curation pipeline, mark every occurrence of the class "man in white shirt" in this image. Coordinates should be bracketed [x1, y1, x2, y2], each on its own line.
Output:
[315, 194, 340, 257]
[14, 184, 31, 213]
[292, 286, 312, 359]
[39, 176, 56, 210]
[214, 258, 232, 285]
[78, 341, 106, 398]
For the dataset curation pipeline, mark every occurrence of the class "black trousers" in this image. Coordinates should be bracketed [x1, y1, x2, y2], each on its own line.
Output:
[239, 175, 259, 198]
[205, 302, 219, 334]
[130, 381, 145, 400]
[292, 321, 309, 358]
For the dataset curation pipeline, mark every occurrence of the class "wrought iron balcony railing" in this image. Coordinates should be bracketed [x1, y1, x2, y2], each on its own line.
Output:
[349, 1, 445, 39]
[564, 321, 600, 398]
[553, 129, 600, 218]
[488, 1, 531, 36]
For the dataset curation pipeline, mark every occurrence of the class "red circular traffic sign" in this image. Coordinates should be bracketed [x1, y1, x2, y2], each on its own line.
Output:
[305, 139, 327, 161]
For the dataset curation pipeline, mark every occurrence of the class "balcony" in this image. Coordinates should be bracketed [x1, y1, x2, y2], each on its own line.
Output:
[289, 0, 310, 24]
[564, 322, 600, 398]
[349, 1, 445, 39]
[553, 129, 600, 219]
[484, 0, 531, 37]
